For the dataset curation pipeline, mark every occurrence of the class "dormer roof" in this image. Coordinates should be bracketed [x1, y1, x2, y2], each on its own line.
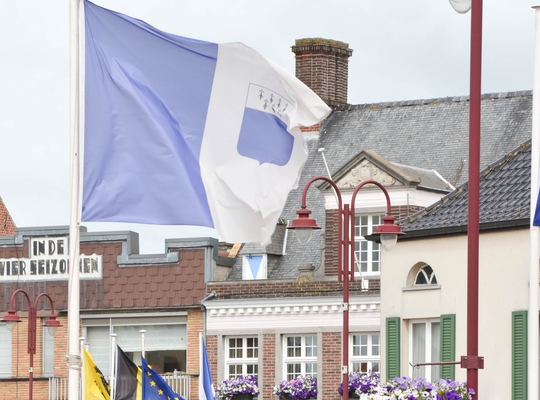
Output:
[318, 149, 453, 193]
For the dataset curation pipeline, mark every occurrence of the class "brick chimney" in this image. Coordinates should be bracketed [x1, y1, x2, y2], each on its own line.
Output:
[291, 38, 353, 107]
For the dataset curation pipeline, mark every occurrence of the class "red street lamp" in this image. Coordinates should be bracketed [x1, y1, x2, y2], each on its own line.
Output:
[1, 289, 61, 400]
[288, 176, 404, 400]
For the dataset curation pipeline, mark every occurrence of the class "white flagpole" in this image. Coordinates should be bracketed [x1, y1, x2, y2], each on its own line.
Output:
[530, 7, 540, 400]
[140, 329, 146, 361]
[111, 334, 118, 400]
[68, 0, 82, 399]
[80, 337, 86, 400]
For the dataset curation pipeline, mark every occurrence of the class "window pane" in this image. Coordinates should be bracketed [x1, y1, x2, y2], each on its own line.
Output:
[87, 326, 111, 375]
[247, 337, 258, 358]
[372, 335, 380, 356]
[228, 364, 242, 377]
[115, 324, 186, 351]
[246, 364, 258, 376]
[145, 350, 186, 373]
[42, 324, 55, 376]
[305, 336, 317, 357]
[360, 335, 368, 356]
[431, 322, 441, 380]
[305, 362, 317, 377]
[287, 337, 301, 357]
[412, 323, 426, 379]
[286, 363, 301, 380]
[0, 324, 11, 377]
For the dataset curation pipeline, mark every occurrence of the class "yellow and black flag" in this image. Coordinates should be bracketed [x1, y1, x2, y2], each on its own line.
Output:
[115, 345, 142, 400]
[83, 349, 110, 400]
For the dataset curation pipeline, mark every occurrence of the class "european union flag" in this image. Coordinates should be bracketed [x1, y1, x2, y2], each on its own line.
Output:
[142, 357, 184, 400]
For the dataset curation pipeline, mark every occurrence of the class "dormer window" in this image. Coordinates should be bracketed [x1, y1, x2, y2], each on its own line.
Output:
[242, 254, 267, 280]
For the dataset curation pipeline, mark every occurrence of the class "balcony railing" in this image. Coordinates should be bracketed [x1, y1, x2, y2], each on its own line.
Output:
[48, 372, 191, 400]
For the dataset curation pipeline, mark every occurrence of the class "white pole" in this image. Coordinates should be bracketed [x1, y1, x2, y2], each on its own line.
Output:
[80, 337, 85, 400]
[110, 333, 117, 400]
[140, 329, 146, 361]
[67, 0, 82, 399]
[530, 7, 540, 399]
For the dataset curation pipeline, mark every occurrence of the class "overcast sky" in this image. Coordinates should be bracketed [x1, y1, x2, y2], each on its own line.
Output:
[0, 0, 536, 253]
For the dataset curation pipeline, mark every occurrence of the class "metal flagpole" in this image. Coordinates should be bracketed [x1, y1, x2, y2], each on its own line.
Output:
[80, 337, 85, 400]
[67, 0, 82, 398]
[140, 329, 146, 360]
[110, 334, 118, 400]
[529, 7, 540, 399]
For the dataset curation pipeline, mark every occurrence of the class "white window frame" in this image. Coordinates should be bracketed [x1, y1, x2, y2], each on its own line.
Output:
[350, 332, 380, 373]
[283, 335, 317, 380]
[414, 265, 438, 286]
[354, 214, 382, 276]
[224, 336, 259, 379]
[0, 324, 11, 377]
[242, 254, 267, 280]
[409, 319, 440, 381]
[42, 320, 55, 377]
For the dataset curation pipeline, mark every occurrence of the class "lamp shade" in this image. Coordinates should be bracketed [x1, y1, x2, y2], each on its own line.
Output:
[44, 314, 61, 337]
[448, 0, 471, 14]
[287, 207, 321, 245]
[372, 215, 405, 251]
[1, 309, 21, 332]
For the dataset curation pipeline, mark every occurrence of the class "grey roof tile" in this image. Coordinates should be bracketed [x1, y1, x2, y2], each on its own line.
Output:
[227, 92, 533, 281]
[400, 141, 531, 235]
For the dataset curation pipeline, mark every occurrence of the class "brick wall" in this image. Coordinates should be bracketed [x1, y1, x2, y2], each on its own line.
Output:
[0, 314, 69, 400]
[322, 332, 342, 400]
[292, 38, 353, 107]
[208, 278, 371, 300]
[261, 334, 276, 399]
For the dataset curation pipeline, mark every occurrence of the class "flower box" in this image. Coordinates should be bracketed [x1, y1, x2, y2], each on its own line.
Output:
[216, 375, 260, 400]
[273, 375, 317, 400]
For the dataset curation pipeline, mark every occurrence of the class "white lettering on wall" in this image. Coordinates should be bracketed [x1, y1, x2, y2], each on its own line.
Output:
[0, 236, 102, 282]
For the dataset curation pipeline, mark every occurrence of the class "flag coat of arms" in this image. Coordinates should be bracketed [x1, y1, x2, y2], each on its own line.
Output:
[82, 0, 331, 245]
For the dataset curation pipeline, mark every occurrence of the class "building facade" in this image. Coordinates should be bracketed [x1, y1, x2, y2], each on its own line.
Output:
[380, 142, 533, 399]
[0, 226, 217, 400]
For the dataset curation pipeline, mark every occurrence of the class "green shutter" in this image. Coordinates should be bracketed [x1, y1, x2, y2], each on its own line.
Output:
[512, 310, 527, 400]
[386, 317, 400, 379]
[440, 314, 456, 380]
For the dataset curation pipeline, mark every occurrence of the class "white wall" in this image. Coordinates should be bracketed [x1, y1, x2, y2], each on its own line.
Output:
[381, 227, 530, 399]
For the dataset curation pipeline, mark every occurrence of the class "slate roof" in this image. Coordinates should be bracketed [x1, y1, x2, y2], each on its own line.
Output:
[399, 140, 531, 237]
[228, 91, 533, 280]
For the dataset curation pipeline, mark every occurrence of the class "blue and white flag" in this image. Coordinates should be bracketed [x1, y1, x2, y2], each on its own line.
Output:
[82, 1, 331, 245]
[199, 337, 215, 400]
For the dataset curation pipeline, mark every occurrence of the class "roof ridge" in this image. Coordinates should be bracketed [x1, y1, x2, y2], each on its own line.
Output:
[334, 90, 533, 111]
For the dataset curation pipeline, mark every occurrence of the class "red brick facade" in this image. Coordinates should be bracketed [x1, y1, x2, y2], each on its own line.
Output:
[0, 230, 213, 400]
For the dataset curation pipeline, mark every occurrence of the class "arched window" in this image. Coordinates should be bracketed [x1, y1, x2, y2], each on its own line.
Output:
[414, 265, 437, 286]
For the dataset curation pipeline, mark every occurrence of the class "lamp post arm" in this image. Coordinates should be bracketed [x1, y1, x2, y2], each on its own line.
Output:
[300, 176, 343, 209]
[350, 180, 393, 216]
[33, 292, 58, 316]
[8, 289, 31, 310]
